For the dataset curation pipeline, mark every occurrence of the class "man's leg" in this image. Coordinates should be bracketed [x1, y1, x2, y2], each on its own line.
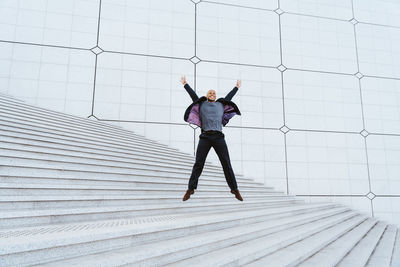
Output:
[188, 133, 212, 189]
[212, 133, 238, 191]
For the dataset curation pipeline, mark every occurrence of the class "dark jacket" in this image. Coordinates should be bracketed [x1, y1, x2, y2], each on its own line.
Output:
[183, 84, 241, 129]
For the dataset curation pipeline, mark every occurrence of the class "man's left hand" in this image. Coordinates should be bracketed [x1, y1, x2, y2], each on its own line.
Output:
[236, 80, 242, 88]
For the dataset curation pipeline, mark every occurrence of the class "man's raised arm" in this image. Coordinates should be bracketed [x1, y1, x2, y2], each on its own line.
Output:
[180, 75, 199, 102]
[225, 80, 241, 101]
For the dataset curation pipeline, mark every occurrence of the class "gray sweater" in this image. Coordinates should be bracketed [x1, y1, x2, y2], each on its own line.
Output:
[200, 100, 224, 132]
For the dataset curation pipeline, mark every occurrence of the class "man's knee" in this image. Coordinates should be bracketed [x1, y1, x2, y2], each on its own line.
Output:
[193, 159, 206, 168]
[221, 161, 232, 170]
[216, 147, 230, 163]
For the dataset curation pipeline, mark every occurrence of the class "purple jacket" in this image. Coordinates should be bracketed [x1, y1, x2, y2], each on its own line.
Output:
[183, 84, 241, 128]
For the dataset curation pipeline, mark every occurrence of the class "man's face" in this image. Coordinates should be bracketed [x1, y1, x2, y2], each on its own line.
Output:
[207, 90, 216, 102]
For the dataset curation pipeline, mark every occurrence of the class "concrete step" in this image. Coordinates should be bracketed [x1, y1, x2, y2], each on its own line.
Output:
[0, 98, 148, 137]
[46, 209, 358, 267]
[0, 147, 224, 177]
[0, 181, 276, 197]
[391, 228, 400, 267]
[2, 93, 396, 266]
[337, 222, 387, 267]
[0, 123, 225, 173]
[167, 213, 366, 267]
[0, 133, 222, 173]
[366, 224, 398, 267]
[0, 92, 25, 103]
[0, 182, 278, 196]
[0, 141, 249, 180]
[0, 198, 309, 228]
[243, 218, 376, 267]
[0, 192, 299, 211]
[0, 108, 183, 158]
[0, 175, 266, 191]
[0, 95, 172, 150]
[0, 96, 174, 149]
[0, 100, 166, 144]
[0, 156, 254, 185]
[0, 117, 197, 161]
[297, 218, 378, 266]
[0, 204, 349, 266]
[0, 165, 259, 187]
[0, 94, 124, 132]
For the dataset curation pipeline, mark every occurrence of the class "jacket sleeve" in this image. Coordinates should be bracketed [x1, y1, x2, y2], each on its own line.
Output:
[224, 87, 238, 101]
[184, 83, 199, 102]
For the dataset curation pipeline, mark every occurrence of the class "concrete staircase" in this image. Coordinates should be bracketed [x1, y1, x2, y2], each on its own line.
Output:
[0, 92, 398, 267]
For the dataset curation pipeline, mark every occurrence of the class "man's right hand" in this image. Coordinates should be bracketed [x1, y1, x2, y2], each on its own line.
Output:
[180, 76, 187, 85]
[182, 76, 199, 102]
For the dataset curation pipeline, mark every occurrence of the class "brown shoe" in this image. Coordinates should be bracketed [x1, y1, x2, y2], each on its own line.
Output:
[231, 189, 243, 201]
[183, 189, 195, 201]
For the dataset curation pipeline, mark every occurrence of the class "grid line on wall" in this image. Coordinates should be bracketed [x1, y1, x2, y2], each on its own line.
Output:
[201, 0, 275, 12]
[0, 40, 90, 52]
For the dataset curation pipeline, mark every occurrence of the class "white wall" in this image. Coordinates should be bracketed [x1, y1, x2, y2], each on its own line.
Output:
[0, 0, 400, 226]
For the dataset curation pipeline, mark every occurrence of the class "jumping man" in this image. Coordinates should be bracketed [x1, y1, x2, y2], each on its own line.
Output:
[180, 76, 243, 201]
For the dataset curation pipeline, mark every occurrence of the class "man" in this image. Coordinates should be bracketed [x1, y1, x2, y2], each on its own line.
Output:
[180, 75, 243, 202]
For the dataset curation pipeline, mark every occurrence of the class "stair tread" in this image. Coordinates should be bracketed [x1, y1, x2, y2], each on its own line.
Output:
[0, 121, 199, 166]
[0, 175, 265, 188]
[0, 108, 175, 148]
[0, 149, 254, 181]
[244, 219, 376, 267]
[0, 148, 221, 174]
[0, 131, 221, 170]
[366, 224, 398, 267]
[0, 182, 274, 191]
[391, 228, 400, 267]
[0, 93, 25, 103]
[0, 116, 184, 156]
[0, 167, 258, 186]
[1, 201, 334, 220]
[1, 162, 255, 183]
[1, 198, 304, 218]
[2, 207, 351, 266]
[0, 204, 342, 253]
[41, 210, 357, 267]
[0, 99, 176, 149]
[168, 214, 366, 267]
[0, 148, 244, 177]
[0, 96, 124, 131]
[0, 191, 288, 201]
[0, 98, 168, 149]
[337, 221, 387, 267]
[0, 135, 223, 172]
[298, 218, 378, 266]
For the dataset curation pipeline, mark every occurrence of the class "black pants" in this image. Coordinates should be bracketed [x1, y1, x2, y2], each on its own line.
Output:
[188, 130, 238, 190]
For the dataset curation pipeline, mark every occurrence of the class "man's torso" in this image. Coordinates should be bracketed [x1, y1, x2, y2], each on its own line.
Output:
[200, 101, 224, 132]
